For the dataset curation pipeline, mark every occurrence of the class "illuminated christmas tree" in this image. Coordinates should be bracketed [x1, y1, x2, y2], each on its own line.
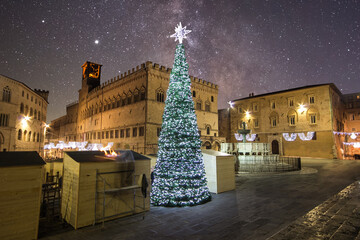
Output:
[150, 23, 211, 207]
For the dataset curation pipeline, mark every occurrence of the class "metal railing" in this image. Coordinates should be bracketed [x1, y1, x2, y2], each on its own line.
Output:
[236, 155, 301, 172]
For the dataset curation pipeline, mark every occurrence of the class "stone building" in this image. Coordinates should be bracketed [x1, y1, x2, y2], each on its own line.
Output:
[49, 61, 223, 155]
[0, 74, 49, 152]
[219, 83, 360, 159]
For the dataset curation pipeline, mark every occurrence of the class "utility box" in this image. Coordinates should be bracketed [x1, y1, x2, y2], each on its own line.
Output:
[61, 150, 150, 229]
[202, 149, 235, 194]
[0, 151, 45, 240]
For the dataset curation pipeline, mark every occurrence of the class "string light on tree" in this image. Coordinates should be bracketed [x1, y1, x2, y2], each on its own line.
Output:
[150, 22, 211, 207]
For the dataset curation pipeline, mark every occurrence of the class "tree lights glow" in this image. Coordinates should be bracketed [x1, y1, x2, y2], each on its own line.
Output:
[150, 29, 211, 207]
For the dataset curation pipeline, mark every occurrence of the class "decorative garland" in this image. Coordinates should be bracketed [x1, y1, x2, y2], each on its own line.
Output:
[298, 132, 315, 141]
[234, 133, 256, 142]
[343, 142, 360, 148]
[282, 133, 297, 141]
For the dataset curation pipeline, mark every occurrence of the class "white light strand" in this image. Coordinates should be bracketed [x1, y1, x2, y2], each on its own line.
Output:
[283, 133, 297, 141]
[234, 133, 256, 141]
[298, 132, 315, 141]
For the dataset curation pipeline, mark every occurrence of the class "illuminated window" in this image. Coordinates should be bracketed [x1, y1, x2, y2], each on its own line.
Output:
[2, 86, 11, 102]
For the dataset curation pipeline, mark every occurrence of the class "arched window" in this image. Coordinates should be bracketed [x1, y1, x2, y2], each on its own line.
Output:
[25, 105, 29, 115]
[22, 91, 24, 97]
[122, 94, 127, 106]
[34, 109, 37, 119]
[206, 126, 211, 135]
[2, 86, 11, 102]
[18, 129, 22, 140]
[205, 101, 210, 112]
[24, 130, 27, 141]
[133, 89, 139, 103]
[140, 87, 146, 100]
[28, 131, 31, 141]
[20, 103, 24, 113]
[156, 88, 165, 102]
[37, 133, 40, 142]
[33, 132, 36, 142]
[38, 111, 41, 120]
[196, 100, 202, 110]
[127, 92, 132, 105]
[30, 107, 33, 116]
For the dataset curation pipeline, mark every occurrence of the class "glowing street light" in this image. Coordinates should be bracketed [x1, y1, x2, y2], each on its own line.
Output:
[298, 104, 307, 113]
[228, 101, 234, 108]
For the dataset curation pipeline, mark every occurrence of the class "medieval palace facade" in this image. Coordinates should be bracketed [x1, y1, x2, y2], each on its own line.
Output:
[49, 61, 223, 155]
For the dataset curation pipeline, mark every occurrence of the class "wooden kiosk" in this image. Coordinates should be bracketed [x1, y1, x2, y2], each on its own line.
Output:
[61, 150, 150, 229]
[202, 149, 236, 194]
[0, 151, 45, 240]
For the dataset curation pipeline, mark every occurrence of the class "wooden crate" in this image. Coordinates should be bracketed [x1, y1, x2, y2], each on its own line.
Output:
[0, 151, 45, 240]
[61, 151, 151, 229]
[202, 149, 235, 194]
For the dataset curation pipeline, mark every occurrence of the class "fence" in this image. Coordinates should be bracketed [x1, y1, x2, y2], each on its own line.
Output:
[236, 155, 301, 172]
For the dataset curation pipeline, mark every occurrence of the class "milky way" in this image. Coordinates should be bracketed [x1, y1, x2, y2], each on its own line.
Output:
[1, 0, 360, 121]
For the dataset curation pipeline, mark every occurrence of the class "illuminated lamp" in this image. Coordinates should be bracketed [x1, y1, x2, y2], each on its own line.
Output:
[298, 104, 306, 113]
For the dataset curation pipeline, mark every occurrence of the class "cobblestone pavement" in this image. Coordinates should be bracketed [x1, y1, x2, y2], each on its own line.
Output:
[269, 181, 360, 240]
[41, 158, 360, 240]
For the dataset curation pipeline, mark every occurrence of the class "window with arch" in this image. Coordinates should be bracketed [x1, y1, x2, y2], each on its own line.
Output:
[30, 107, 33, 116]
[38, 111, 41, 120]
[22, 91, 24, 97]
[156, 89, 165, 102]
[205, 101, 210, 112]
[37, 133, 40, 142]
[33, 133, 36, 142]
[34, 109, 37, 119]
[2, 86, 11, 102]
[25, 105, 29, 115]
[206, 125, 211, 135]
[127, 92, 132, 105]
[196, 100, 202, 110]
[112, 99, 116, 109]
[20, 103, 24, 113]
[28, 131, 32, 141]
[133, 89, 140, 103]
[24, 130, 27, 141]
[140, 87, 146, 100]
[18, 129, 22, 140]
[122, 95, 127, 106]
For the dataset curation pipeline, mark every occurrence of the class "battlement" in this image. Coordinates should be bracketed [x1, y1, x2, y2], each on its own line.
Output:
[87, 60, 218, 96]
[34, 89, 50, 101]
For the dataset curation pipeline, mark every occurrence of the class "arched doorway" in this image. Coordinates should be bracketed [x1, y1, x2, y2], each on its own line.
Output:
[202, 141, 212, 149]
[271, 140, 279, 154]
[212, 141, 221, 151]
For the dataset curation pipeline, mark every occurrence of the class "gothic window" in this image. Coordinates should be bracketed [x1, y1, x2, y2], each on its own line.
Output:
[25, 105, 29, 115]
[24, 130, 27, 141]
[288, 97, 294, 107]
[20, 103, 24, 113]
[34, 110, 37, 119]
[33, 133, 36, 142]
[140, 87, 146, 100]
[122, 95, 127, 106]
[196, 100, 202, 110]
[156, 88, 165, 102]
[133, 89, 139, 103]
[28, 131, 31, 141]
[18, 129, 22, 140]
[289, 115, 295, 125]
[310, 114, 316, 124]
[2, 86, 11, 102]
[37, 133, 39, 142]
[205, 101, 210, 112]
[271, 117, 277, 127]
[30, 107, 33, 116]
[309, 95, 315, 104]
[0, 114, 9, 126]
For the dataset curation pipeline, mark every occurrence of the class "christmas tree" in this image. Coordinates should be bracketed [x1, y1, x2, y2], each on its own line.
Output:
[150, 23, 212, 207]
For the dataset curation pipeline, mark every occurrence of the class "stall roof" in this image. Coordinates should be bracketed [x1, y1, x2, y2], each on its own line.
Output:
[0, 151, 46, 167]
[202, 149, 233, 157]
[65, 150, 150, 163]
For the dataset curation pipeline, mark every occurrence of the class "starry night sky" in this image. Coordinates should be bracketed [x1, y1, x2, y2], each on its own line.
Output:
[1, 0, 360, 122]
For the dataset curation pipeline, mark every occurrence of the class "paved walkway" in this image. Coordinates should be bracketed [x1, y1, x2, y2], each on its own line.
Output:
[40, 158, 360, 240]
[269, 181, 360, 240]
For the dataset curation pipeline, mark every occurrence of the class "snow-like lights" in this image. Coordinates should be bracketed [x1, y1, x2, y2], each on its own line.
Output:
[94, 40, 99, 44]
[350, 133, 357, 140]
[170, 22, 191, 44]
[283, 132, 315, 141]
[283, 133, 297, 141]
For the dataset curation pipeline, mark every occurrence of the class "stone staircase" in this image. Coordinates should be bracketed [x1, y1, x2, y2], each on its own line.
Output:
[268, 181, 360, 240]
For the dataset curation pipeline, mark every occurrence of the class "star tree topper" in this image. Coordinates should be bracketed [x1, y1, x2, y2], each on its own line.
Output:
[170, 22, 191, 44]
